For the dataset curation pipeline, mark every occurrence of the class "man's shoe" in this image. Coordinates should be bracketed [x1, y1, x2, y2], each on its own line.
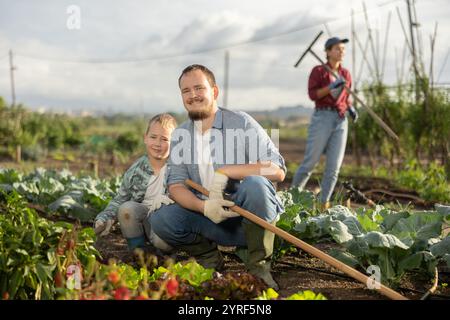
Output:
[243, 221, 279, 290]
[178, 234, 224, 271]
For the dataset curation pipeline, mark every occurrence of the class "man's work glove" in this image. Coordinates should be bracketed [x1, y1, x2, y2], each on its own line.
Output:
[94, 219, 113, 237]
[209, 171, 229, 200]
[142, 194, 175, 212]
[328, 78, 346, 90]
[204, 199, 239, 224]
[348, 106, 359, 123]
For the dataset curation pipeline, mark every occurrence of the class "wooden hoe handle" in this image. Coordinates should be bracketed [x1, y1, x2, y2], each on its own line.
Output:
[185, 179, 408, 300]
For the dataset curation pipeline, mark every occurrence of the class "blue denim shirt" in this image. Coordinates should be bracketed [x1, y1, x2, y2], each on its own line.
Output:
[167, 108, 286, 197]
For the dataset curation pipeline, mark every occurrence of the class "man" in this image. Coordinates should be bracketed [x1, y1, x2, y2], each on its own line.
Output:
[94, 114, 177, 253]
[145, 64, 286, 290]
[292, 37, 358, 210]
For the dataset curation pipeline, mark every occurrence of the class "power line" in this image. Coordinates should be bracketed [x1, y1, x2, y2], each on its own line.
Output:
[437, 47, 450, 83]
[12, 0, 402, 65]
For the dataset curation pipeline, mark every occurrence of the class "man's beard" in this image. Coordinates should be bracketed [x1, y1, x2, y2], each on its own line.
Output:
[187, 104, 213, 121]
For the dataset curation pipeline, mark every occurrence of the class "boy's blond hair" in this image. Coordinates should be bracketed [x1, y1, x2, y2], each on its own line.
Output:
[146, 113, 177, 135]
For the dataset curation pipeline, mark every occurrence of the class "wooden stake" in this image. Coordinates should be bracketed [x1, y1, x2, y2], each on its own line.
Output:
[406, 0, 420, 102]
[429, 22, 438, 90]
[381, 11, 392, 81]
[351, 9, 361, 167]
[354, 33, 375, 84]
[363, 2, 380, 82]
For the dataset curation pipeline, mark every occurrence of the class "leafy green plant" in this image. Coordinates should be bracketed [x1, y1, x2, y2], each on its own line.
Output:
[351, 81, 450, 180]
[274, 188, 318, 258]
[0, 168, 120, 222]
[150, 261, 214, 287]
[0, 191, 100, 299]
[256, 288, 327, 300]
[273, 187, 450, 285]
[57, 257, 267, 300]
[291, 204, 450, 285]
[396, 160, 450, 203]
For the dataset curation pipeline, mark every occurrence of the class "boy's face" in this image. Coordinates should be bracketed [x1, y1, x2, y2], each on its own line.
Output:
[144, 121, 173, 161]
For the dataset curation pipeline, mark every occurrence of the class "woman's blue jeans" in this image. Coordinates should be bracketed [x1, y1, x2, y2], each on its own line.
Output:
[292, 109, 348, 203]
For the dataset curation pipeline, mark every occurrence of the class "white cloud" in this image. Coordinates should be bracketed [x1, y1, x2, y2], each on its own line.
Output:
[169, 11, 259, 52]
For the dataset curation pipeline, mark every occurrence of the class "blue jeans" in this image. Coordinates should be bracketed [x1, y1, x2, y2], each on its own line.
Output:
[146, 176, 283, 247]
[292, 109, 348, 203]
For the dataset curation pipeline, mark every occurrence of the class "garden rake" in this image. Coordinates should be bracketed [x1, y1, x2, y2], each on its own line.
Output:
[294, 30, 399, 142]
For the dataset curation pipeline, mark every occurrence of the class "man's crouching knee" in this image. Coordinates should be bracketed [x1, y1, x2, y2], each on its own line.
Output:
[150, 229, 174, 253]
[142, 216, 174, 254]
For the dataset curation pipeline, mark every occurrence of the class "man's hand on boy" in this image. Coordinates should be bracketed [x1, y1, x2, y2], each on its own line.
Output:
[143, 194, 175, 212]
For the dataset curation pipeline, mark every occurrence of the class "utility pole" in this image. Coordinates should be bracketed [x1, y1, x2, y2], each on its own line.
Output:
[9, 49, 16, 107]
[9, 49, 21, 163]
[223, 50, 230, 108]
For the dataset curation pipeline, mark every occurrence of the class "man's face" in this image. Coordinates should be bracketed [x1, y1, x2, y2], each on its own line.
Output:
[327, 43, 346, 62]
[144, 122, 173, 161]
[179, 69, 218, 120]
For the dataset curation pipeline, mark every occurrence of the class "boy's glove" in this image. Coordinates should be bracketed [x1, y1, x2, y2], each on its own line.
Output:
[143, 194, 175, 212]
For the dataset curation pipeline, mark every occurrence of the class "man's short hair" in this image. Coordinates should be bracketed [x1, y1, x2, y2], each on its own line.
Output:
[146, 113, 177, 135]
[178, 64, 216, 88]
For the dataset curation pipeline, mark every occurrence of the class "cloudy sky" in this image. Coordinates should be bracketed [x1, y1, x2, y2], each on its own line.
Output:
[0, 0, 448, 114]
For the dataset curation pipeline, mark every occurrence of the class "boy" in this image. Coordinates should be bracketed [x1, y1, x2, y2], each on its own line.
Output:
[94, 113, 177, 252]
